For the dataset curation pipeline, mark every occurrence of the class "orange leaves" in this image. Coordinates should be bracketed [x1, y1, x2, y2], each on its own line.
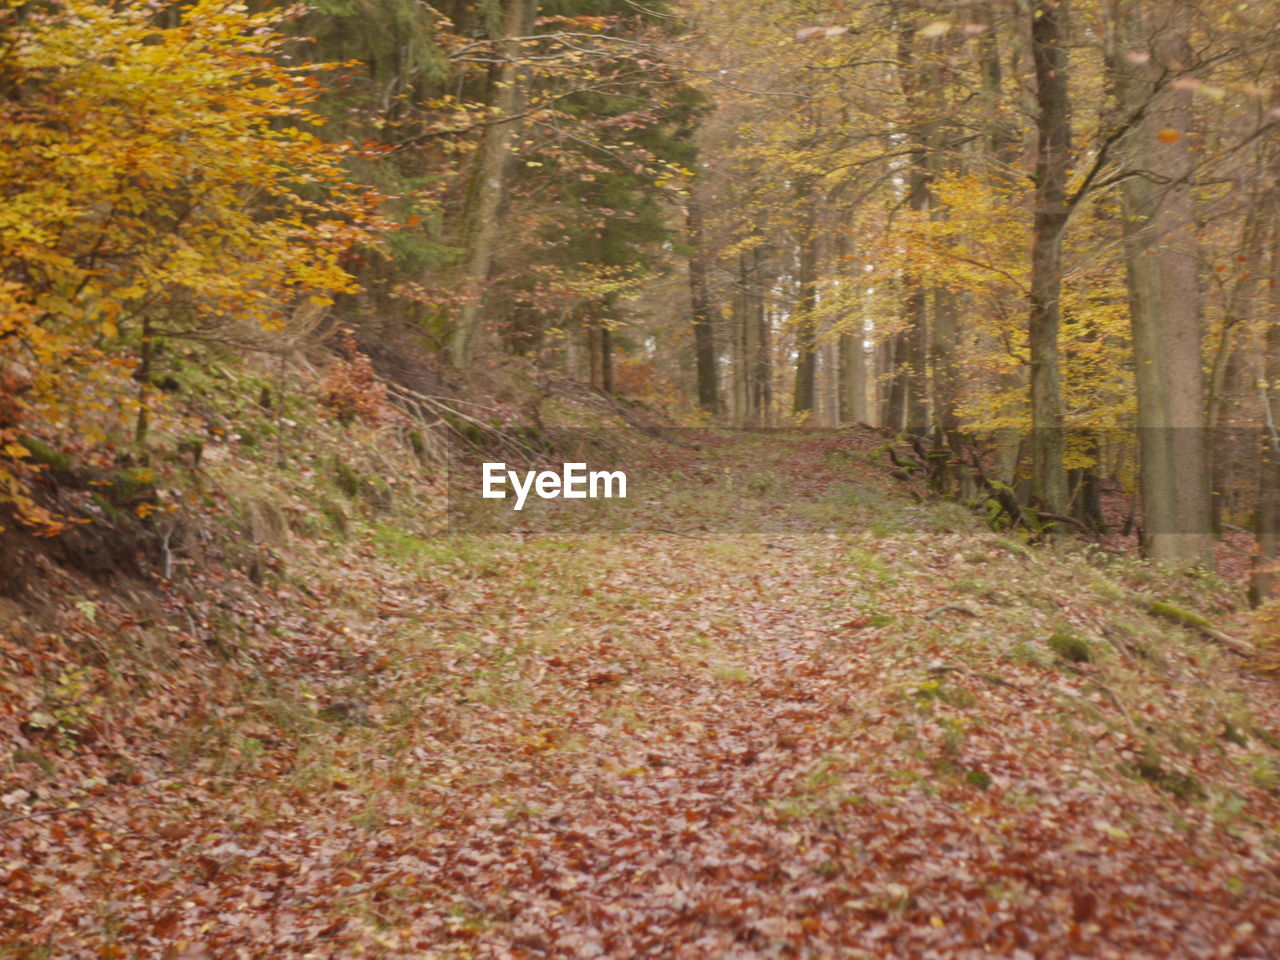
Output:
[6, 430, 1280, 956]
[320, 331, 396, 428]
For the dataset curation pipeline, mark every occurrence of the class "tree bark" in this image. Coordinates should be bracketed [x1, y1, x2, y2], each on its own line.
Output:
[134, 316, 154, 447]
[448, 0, 538, 368]
[1250, 192, 1280, 604]
[840, 332, 866, 424]
[1157, 29, 1213, 563]
[588, 323, 604, 392]
[792, 182, 819, 417]
[601, 324, 613, 394]
[1251, 350, 1280, 606]
[931, 285, 960, 475]
[883, 332, 904, 431]
[751, 244, 773, 425]
[1208, 175, 1266, 534]
[1027, 0, 1071, 515]
[687, 190, 719, 413]
[895, 9, 935, 437]
[1110, 5, 1214, 563]
[732, 250, 752, 425]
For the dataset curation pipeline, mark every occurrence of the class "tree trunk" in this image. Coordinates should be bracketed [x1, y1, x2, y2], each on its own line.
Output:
[1027, 0, 1070, 515]
[901, 162, 931, 435]
[448, 0, 538, 367]
[1250, 202, 1280, 604]
[792, 185, 819, 417]
[752, 249, 773, 425]
[1208, 179, 1266, 534]
[1157, 29, 1213, 563]
[975, 1, 1016, 169]
[687, 190, 719, 413]
[134, 316, 154, 447]
[731, 252, 748, 425]
[588, 323, 604, 391]
[883, 332, 904, 431]
[600, 324, 613, 394]
[895, 10, 935, 437]
[931, 285, 961, 488]
[840, 332, 866, 424]
[1110, 6, 1214, 564]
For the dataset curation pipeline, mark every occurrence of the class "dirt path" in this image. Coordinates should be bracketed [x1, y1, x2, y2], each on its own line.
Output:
[5, 433, 1280, 959]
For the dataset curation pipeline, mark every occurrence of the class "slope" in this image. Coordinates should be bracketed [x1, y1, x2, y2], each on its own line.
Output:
[3, 424, 1280, 959]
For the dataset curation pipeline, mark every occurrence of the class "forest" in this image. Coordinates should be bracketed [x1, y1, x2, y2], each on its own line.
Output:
[4, 0, 1280, 956]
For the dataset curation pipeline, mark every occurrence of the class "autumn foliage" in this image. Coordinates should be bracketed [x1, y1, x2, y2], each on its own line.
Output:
[4, 1, 1280, 955]
[321, 331, 394, 427]
[0, 0, 380, 530]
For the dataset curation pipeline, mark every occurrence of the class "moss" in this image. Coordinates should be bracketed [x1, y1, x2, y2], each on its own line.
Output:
[1149, 601, 1212, 630]
[408, 430, 427, 460]
[1162, 770, 1206, 801]
[1222, 721, 1249, 747]
[1135, 747, 1164, 782]
[965, 769, 993, 790]
[445, 416, 486, 445]
[17, 435, 71, 472]
[1048, 630, 1093, 663]
[107, 467, 157, 507]
[940, 683, 978, 708]
[914, 680, 941, 703]
[1135, 745, 1206, 801]
[846, 546, 893, 581]
[333, 459, 360, 498]
[1250, 757, 1280, 793]
[177, 436, 204, 466]
[90, 493, 130, 526]
[519, 424, 557, 455]
[321, 500, 350, 537]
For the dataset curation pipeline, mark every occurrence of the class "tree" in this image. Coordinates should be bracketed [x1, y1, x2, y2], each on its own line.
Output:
[686, 186, 720, 412]
[0, 0, 377, 528]
[1027, 0, 1071, 516]
[448, 0, 540, 367]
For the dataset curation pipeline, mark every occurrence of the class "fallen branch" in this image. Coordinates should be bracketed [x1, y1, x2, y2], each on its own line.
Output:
[1063, 664, 1140, 737]
[927, 663, 1028, 694]
[1148, 601, 1255, 656]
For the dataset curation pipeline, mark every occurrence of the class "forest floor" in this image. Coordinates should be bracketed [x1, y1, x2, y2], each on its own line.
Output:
[5, 430, 1280, 959]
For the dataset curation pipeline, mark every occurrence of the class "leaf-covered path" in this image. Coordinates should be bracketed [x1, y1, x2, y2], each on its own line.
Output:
[5, 433, 1280, 959]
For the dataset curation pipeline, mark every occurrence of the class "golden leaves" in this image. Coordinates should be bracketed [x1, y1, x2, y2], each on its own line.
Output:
[0, 0, 384, 528]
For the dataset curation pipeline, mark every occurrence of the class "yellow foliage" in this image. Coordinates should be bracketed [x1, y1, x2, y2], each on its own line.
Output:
[0, 0, 384, 530]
